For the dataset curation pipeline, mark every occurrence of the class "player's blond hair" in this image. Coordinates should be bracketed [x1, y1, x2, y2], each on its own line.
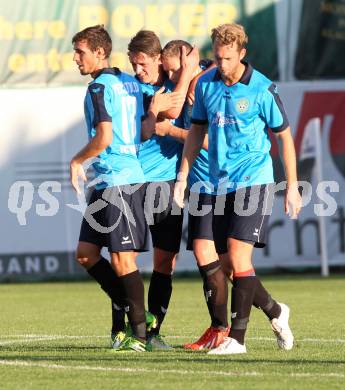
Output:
[211, 23, 248, 50]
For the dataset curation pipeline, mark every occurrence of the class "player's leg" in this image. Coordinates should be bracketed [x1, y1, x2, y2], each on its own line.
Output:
[184, 239, 229, 350]
[107, 184, 150, 352]
[209, 237, 255, 355]
[228, 184, 293, 350]
[209, 185, 293, 354]
[76, 242, 125, 307]
[77, 189, 126, 343]
[110, 251, 147, 351]
[219, 241, 283, 326]
[149, 247, 176, 333]
[146, 180, 183, 349]
[184, 193, 229, 350]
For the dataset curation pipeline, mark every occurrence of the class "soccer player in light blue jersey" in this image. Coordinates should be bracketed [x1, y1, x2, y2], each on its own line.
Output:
[175, 23, 302, 354]
[109, 30, 199, 350]
[70, 25, 179, 352]
[158, 41, 230, 350]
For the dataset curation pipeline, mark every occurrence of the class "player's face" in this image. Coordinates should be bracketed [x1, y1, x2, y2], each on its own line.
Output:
[161, 55, 182, 84]
[128, 51, 161, 84]
[73, 40, 102, 76]
[213, 43, 246, 83]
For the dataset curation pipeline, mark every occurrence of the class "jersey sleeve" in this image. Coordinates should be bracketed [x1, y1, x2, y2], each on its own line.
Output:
[142, 93, 153, 116]
[191, 79, 208, 125]
[199, 59, 214, 71]
[260, 83, 289, 133]
[87, 83, 113, 127]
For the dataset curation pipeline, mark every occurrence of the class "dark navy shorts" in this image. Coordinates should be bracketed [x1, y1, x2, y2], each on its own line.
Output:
[186, 192, 214, 251]
[144, 180, 183, 253]
[79, 184, 149, 253]
[212, 184, 275, 254]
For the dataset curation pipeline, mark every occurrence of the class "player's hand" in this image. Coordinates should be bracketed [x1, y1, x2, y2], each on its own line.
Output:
[155, 119, 172, 137]
[174, 173, 188, 208]
[181, 46, 200, 73]
[70, 160, 87, 194]
[285, 182, 302, 219]
[150, 87, 184, 115]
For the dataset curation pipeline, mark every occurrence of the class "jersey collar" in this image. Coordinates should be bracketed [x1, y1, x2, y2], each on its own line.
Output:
[213, 62, 253, 85]
[92, 67, 121, 80]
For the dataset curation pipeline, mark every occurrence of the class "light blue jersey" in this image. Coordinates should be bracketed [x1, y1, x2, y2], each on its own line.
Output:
[180, 59, 213, 194]
[84, 68, 145, 189]
[191, 63, 289, 193]
[138, 78, 183, 182]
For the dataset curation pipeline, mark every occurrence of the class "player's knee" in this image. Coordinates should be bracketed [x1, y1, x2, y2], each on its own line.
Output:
[193, 240, 217, 265]
[75, 249, 98, 268]
[193, 245, 210, 264]
[153, 255, 175, 274]
[153, 249, 176, 274]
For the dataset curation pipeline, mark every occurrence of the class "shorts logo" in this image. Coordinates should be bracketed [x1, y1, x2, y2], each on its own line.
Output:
[236, 98, 250, 113]
[253, 228, 259, 237]
[231, 312, 237, 319]
[121, 236, 132, 244]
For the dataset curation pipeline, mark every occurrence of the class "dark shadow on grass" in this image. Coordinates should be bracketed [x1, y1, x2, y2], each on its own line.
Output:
[1, 353, 344, 366]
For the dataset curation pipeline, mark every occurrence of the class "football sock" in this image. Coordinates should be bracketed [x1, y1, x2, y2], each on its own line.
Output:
[120, 270, 146, 341]
[148, 271, 172, 335]
[111, 300, 126, 334]
[253, 279, 282, 320]
[198, 260, 228, 329]
[87, 257, 126, 332]
[229, 269, 257, 345]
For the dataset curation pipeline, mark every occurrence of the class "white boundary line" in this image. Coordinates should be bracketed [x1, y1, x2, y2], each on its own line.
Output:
[1, 334, 345, 344]
[0, 360, 344, 379]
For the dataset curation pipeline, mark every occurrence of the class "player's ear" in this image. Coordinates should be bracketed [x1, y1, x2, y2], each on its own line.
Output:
[239, 48, 246, 61]
[96, 46, 106, 59]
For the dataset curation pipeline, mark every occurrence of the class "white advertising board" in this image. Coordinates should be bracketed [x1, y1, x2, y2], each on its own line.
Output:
[1, 81, 345, 280]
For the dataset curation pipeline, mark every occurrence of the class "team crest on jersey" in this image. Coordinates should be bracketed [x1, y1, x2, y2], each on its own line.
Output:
[235, 98, 250, 113]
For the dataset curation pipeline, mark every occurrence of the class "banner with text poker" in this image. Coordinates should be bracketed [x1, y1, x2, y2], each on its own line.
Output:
[0, 0, 278, 86]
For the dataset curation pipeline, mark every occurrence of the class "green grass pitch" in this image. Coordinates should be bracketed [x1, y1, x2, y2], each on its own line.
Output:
[0, 275, 344, 389]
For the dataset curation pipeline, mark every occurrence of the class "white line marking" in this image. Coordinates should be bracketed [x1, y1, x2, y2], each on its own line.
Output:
[1, 335, 345, 344]
[0, 360, 344, 378]
[0, 338, 60, 346]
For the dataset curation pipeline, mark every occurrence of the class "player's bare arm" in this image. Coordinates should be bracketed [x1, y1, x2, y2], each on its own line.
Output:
[174, 123, 207, 207]
[70, 121, 112, 193]
[186, 62, 216, 105]
[275, 126, 302, 219]
[141, 88, 185, 140]
[155, 119, 209, 150]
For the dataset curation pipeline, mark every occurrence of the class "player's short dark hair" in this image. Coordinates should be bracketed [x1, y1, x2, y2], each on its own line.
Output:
[211, 23, 248, 50]
[72, 25, 112, 58]
[128, 30, 162, 57]
[161, 40, 193, 59]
